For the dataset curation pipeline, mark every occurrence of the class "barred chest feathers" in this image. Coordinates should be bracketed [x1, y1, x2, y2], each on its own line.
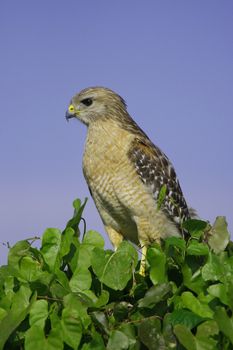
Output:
[82, 120, 143, 244]
[82, 120, 181, 245]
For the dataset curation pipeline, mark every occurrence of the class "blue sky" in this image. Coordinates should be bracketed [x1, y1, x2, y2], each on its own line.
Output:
[0, 1, 232, 264]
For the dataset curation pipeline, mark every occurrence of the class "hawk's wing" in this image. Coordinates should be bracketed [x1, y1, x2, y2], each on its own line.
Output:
[128, 138, 190, 228]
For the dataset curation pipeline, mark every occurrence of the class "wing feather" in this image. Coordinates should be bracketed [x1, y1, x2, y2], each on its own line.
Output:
[128, 138, 190, 227]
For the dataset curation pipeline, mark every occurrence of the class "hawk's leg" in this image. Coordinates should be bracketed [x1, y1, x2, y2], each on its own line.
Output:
[105, 225, 124, 251]
[139, 244, 147, 276]
[134, 216, 161, 276]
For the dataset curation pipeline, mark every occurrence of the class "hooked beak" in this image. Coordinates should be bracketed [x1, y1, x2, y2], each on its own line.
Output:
[66, 103, 80, 122]
[65, 110, 76, 122]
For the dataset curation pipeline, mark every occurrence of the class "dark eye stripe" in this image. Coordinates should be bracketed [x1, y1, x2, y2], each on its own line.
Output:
[81, 98, 93, 106]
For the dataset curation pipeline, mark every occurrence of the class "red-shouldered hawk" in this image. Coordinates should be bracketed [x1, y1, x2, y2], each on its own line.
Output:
[66, 87, 190, 274]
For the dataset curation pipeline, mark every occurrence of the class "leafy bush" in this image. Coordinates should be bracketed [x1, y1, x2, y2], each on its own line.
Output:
[0, 198, 232, 349]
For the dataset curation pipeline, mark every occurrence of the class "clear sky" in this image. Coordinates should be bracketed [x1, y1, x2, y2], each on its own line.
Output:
[0, 1, 232, 264]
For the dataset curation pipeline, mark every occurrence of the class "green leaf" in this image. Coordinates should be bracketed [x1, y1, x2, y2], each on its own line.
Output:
[147, 245, 167, 284]
[157, 184, 167, 210]
[82, 230, 105, 248]
[61, 309, 82, 349]
[182, 264, 206, 294]
[81, 331, 105, 350]
[91, 311, 109, 335]
[18, 256, 43, 282]
[94, 290, 109, 308]
[181, 291, 214, 318]
[186, 241, 209, 256]
[198, 291, 214, 306]
[46, 309, 64, 349]
[196, 320, 219, 339]
[168, 309, 204, 329]
[11, 284, 32, 312]
[214, 307, 233, 345]
[195, 337, 217, 350]
[163, 313, 177, 349]
[113, 302, 130, 322]
[63, 293, 91, 329]
[54, 269, 70, 292]
[25, 322, 64, 350]
[0, 308, 7, 321]
[69, 266, 92, 291]
[75, 231, 106, 272]
[208, 216, 230, 253]
[175, 319, 217, 350]
[76, 244, 92, 270]
[118, 323, 139, 349]
[59, 227, 75, 258]
[1, 273, 15, 306]
[65, 198, 88, 233]
[24, 325, 46, 350]
[64, 232, 80, 273]
[41, 228, 62, 271]
[77, 290, 98, 306]
[92, 241, 137, 290]
[182, 219, 207, 239]
[173, 324, 196, 350]
[0, 290, 36, 350]
[165, 236, 186, 251]
[91, 248, 113, 285]
[138, 317, 165, 349]
[138, 283, 171, 308]
[8, 240, 31, 267]
[207, 283, 229, 306]
[107, 330, 129, 350]
[201, 253, 228, 282]
[46, 327, 64, 350]
[29, 300, 48, 328]
[73, 198, 82, 210]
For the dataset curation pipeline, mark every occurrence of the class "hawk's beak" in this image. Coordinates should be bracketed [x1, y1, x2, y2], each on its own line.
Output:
[65, 104, 80, 121]
[65, 110, 75, 121]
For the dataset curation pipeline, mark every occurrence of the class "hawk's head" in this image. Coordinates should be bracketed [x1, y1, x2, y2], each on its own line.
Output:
[65, 87, 127, 125]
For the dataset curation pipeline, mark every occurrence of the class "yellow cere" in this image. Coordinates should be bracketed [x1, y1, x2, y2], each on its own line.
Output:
[68, 104, 75, 113]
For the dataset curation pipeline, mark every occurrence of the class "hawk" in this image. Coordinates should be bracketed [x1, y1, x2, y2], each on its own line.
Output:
[66, 87, 190, 274]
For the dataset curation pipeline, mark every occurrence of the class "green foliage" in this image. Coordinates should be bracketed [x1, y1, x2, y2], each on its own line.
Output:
[0, 199, 232, 349]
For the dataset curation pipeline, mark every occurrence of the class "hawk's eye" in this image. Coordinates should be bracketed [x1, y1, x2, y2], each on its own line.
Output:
[81, 98, 93, 107]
